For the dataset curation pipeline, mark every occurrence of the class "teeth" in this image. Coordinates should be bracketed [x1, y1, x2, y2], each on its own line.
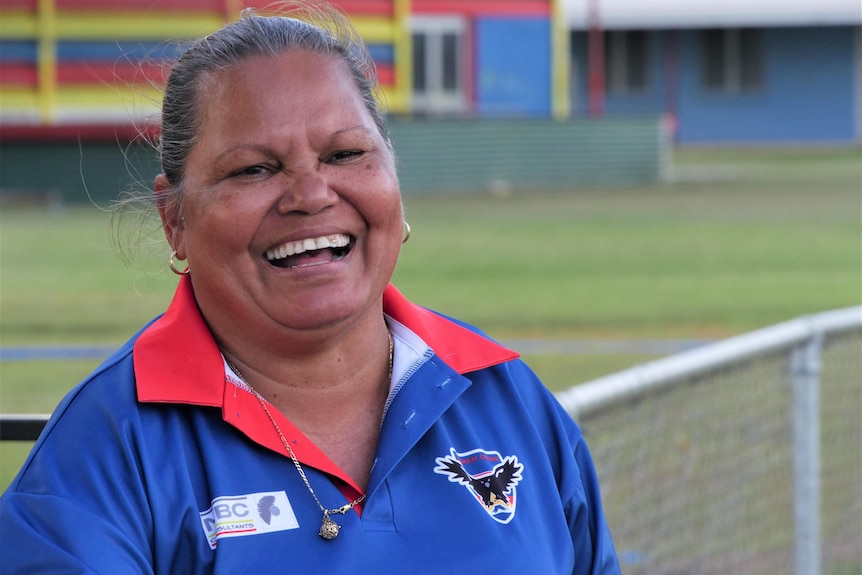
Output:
[265, 234, 350, 261]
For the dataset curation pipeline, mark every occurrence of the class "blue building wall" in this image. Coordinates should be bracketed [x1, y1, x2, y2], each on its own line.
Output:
[476, 17, 551, 116]
[677, 26, 858, 143]
[569, 32, 670, 117]
[602, 32, 668, 116]
[765, 27, 857, 142]
[570, 26, 860, 144]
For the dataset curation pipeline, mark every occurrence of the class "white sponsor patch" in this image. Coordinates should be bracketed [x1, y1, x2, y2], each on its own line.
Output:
[199, 491, 299, 549]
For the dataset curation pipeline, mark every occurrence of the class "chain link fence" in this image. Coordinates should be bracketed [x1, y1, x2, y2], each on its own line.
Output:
[557, 307, 861, 575]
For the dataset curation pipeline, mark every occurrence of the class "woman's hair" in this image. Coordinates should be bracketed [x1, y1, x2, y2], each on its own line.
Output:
[113, 2, 388, 264]
[160, 2, 387, 192]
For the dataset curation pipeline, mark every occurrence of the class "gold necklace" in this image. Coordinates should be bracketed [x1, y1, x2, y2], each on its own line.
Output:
[226, 333, 393, 540]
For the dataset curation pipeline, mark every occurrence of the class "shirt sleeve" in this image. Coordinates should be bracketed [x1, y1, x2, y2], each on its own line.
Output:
[567, 434, 622, 575]
[492, 357, 622, 573]
[0, 491, 154, 574]
[0, 360, 158, 573]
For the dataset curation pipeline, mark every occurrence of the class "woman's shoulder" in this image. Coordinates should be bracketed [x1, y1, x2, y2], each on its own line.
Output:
[53, 338, 140, 423]
[39, 315, 167, 437]
[0, 334, 185, 573]
[6, 334, 146, 489]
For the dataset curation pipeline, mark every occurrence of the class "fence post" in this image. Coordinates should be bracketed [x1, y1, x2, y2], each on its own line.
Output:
[790, 329, 823, 575]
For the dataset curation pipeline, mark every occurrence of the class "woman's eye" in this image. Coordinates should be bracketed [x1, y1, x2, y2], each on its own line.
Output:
[328, 150, 363, 163]
[232, 165, 271, 177]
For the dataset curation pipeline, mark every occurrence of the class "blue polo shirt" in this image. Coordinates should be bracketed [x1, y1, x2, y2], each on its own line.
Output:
[0, 276, 619, 573]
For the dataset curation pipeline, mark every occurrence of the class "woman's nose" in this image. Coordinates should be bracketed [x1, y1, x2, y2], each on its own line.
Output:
[275, 166, 337, 215]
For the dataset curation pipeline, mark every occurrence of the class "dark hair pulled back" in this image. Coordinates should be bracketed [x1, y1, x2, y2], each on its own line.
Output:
[159, 3, 387, 193]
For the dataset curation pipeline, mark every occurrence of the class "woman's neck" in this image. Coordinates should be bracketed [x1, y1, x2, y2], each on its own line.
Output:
[220, 315, 393, 489]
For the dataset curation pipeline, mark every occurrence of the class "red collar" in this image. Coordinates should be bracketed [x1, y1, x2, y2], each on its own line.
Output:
[133, 275, 518, 499]
[135, 275, 517, 406]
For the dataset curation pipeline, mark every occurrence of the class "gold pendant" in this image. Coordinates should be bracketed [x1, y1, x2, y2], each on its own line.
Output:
[319, 512, 340, 540]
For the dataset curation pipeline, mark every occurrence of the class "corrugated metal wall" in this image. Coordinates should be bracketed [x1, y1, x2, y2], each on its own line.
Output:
[0, 140, 159, 206]
[0, 117, 667, 205]
[390, 116, 667, 194]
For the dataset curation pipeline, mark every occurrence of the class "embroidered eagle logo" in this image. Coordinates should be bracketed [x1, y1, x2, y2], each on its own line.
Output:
[434, 448, 524, 521]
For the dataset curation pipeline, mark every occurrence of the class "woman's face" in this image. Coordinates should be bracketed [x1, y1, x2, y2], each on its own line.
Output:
[158, 50, 403, 340]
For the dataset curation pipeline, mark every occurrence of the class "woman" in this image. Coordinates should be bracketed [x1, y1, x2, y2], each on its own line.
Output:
[0, 5, 620, 573]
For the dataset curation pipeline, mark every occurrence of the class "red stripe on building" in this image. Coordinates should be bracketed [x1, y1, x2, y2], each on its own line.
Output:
[0, 0, 37, 10]
[0, 123, 160, 142]
[376, 63, 393, 86]
[0, 63, 168, 88]
[0, 64, 37, 87]
[465, 20, 475, 112]
[323, 0, 394, 16]
[54, 0, 225, 10]
[415, 0, 549, 16]
[56, 62, 168, 86]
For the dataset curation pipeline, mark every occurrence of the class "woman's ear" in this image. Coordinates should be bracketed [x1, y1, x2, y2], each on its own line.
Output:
[155, 174, 186, 258]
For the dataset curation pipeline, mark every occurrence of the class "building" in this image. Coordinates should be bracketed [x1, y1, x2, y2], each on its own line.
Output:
[0, 0, 566, 127]
[1, 0, 858, 145]
[566, 0, 862, 144]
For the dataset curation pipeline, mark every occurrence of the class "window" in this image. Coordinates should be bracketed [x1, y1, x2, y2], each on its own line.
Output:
[411, 17, 466, 114]
[605, 30, 649, 94]
[701, 28, 764, 94]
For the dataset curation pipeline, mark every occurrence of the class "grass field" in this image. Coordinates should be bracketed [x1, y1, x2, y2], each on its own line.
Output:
[1, 146, 860, 488]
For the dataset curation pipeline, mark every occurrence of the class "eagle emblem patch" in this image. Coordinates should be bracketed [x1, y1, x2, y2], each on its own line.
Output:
[434, 447, 524, 524]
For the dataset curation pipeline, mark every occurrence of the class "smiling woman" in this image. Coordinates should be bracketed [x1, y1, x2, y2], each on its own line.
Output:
[0, 3, 620, 573]
[156, 47, 404, 339]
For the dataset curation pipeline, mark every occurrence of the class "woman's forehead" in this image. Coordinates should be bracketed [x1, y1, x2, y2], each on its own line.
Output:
[189, 53, 377, 152]
[202, 50, 348, 90]
[197, 52, 364, 121]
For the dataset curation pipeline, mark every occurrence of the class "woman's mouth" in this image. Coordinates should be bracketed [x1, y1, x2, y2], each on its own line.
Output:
[265, 233, 352, 269]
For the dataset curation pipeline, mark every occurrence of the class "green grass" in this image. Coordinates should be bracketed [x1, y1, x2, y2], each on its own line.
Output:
[1, 146, 860, 488]
[0, 207, 175, 344]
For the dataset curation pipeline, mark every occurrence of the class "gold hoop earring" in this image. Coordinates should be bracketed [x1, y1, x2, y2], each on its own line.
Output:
[402, 220, 411, 244]
[169, 250, 190, 275]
